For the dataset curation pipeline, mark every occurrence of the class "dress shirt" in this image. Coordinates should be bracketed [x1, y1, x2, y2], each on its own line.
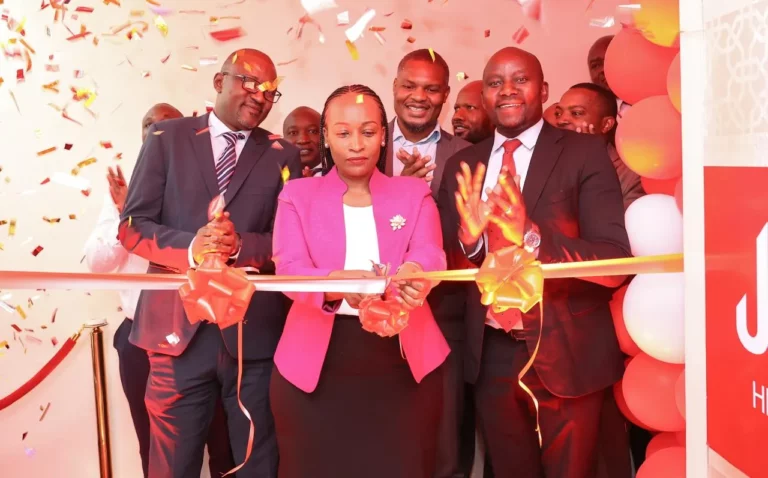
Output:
[392, 119, 441, 183]
[462, 119, 545, 329]
[337, 205, 381, 316]
[84, 194, 149, 319]
[187, 111, 251, 267]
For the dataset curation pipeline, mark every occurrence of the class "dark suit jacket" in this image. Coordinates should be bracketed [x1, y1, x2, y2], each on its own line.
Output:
[384, 119, 471, 341]
[119, 114, 302, 360]
[437, 123, 631, 398]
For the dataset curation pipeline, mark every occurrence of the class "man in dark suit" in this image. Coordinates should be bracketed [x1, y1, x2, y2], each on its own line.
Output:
[438, 47, 632, 478]
[119, 48, 301, 477]
[386, 48, 472, 478]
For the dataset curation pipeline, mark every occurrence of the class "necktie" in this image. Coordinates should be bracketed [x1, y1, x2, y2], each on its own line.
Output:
[215, 132, 243, 194]
[487, 139, 523, 332]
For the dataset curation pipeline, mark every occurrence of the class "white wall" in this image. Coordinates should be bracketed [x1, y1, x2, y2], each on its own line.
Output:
[0, 0, 630, 476]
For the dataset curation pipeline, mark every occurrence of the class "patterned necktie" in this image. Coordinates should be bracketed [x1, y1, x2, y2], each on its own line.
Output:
[487, 139, 523, 332]
[215, 132, 243, 194]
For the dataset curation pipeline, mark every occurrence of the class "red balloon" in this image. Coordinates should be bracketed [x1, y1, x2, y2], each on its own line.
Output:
[623, 354, 685, 431]
[637, 447, 686, 478]
[674, 177, 683, 213]
[646, 432, 682, 458]
[667, 52, 681, 112]
[675, 369, 686, 419]
[616, 95, 682, 180]
[613, 380, 656, 431]
[604, 28, 679, 105]
[641, 176, 679, 195]
[610, 285, 641, 356]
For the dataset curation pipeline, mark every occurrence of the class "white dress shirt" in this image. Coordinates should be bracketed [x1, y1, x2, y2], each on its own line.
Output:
[392, 119, 441, 183]
[84, 194, 149, 319]
[187, 112, 251, 266]
[463, 119, 545, 329]
[337, 205, 381, 317]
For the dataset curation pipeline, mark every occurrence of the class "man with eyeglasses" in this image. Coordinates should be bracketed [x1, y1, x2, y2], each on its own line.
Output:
[119, 48, 301, 478]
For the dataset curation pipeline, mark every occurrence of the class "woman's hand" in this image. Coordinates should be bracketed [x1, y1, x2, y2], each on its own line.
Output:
[392, 262, 432, 311]
[326, 270, 377, 305]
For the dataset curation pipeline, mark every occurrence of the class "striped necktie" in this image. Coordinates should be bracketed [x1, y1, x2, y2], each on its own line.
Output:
[215, 132, 243, 194]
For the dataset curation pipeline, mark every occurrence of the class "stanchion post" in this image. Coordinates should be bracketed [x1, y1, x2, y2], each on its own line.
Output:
[86, 319, 112, 478]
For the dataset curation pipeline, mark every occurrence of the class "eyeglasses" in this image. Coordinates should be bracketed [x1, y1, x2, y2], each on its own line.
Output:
[221, 72, 283, 103]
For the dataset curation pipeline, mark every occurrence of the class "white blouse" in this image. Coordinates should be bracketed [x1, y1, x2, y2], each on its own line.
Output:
[337, 205, 381, 316]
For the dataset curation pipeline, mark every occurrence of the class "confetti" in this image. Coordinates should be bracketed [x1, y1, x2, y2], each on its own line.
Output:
[181, 64, 197, 72]
[281, 165, 290, 183]
[51, 337, 58, 346]
[210, 27, 245, 42]
[130, 9, 145, 16]
[66, 25, 92, 41]
[401, 19, 413, 30]
[428, 47, 435, 62]
[71, 157, 97, 175]
[373, 31, 385, 45]
[9, 91, 22, 114]
[589, 16, 615, 28]
[512, 25, 530, 44]
[345, 40, 359, 60]
[406, 36, 416, 43]
[69, 214, 77, 219]
[161, 53, 171, 63]
[485, 29, 491, 37]
[337, 11, 349, 25]
[100, 141, 113, 149]
[43, 217, 60, 223]
[271, 141, 283, 150]
[199, 56, 218, 66]
[277, 58, 298, 66]
[11, 324, 22, 332]
[356, 94, 364, 104]
[9, 219, 16, 236]
[104, 0, 121, 6]
[45, 64, 60, 72]
[15, 306, 26, 319]
[81, 188, 92, 197]
[39, 402, 50, 421]
[154, 15, 168, 36]
[74, 70, 84, 78]
[166, 332, 180, 345]
[26, 335, 42, 345]
[51, 308, 57, 323]
[345, 9, 376, 43]
[31, 245, 43, 256]
[301, 0, 337, 15]
[142, 71, 150, 78]
[210, 15, 240, 24]
[114, 153, 123, 160]
[0, 301, 13, 313]
[153, 130, 164, 136]
[75, 6, 94, 12]
[22, 432, 27, 440]
[42, 80, 59, 92]
[456, 71, 468, 81]
[19, 38, 35, 54]
[16, 68, 24, 82]
[195, 127, 210, 136]
[37, 147, 56, 156]
[518, 0, 541, 21]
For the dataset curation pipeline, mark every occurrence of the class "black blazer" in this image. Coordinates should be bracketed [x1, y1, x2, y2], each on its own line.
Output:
[119, 114, 302, 360]
[437, 123, 631, 397]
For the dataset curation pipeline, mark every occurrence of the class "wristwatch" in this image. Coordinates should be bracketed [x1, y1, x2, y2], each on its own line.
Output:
[523, 222, 541, 254]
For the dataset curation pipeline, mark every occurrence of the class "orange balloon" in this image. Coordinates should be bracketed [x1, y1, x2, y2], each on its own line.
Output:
[623, 354, 685, 432]
[616, 95, 682, 180]
[610, 285, 641, 356]
[605, 28, 679, 105]
[637, 447, 686, 478]
[633, 0, 681, 48]
[667, 52, 681, 112]
[641, 176, 678, 195]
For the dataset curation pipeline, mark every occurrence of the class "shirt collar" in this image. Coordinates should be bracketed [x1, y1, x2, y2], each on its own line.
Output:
[208, 111, 252, 141]
[492, 118, 544, 153]
[392, 118, 442, 145]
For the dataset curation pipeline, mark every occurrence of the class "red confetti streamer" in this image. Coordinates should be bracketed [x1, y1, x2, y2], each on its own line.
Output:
[513, 25, 530, 44]
[32, 246, 43, 256]
[51, 337, 58, 347]
[81, 188, 91, 197]
[64, 143, 73, 150]
[40, 178, 50, 185]
[75, 6, 94, 13]
[400, 20, 413, 30]
[484, 29, 491, 37]
[51, 308, 57, 323]
[210, 27, 245, 42]
[161, 53, 171, 63]
[100, 141, 113, 149]
[11, 324, 22, 332]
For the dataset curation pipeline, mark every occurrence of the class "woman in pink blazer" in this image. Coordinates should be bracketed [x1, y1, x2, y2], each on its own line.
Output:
[270, 84, 450, 478]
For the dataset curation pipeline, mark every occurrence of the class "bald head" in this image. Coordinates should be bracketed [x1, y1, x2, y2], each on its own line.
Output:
[587, 35, 614, 91]
[452, 81, 493, 144]
[283, 106, 322, 168]
[214, 48, 278, 131]
[142, 103, 182, 142]
[482, 47, 548, 138]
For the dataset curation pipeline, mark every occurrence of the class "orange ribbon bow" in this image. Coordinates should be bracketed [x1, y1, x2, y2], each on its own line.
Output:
[358, 263, 410, 337]
[475, 246, 543, 313]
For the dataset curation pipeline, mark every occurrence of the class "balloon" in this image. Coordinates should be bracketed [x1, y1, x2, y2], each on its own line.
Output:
[640, 176, 678, 196]
[675, 369, 686, 419]
[613, 380, 656, 431]
[667, 52, 681, 112]
[637, 447, 686, 478]
[623, 354, 686, 431]
[646, 432, 683, 458]
[625, 194, 683, 257]
[674, 177, 683, 213]
[623, 272, 685, 364]
[610, 285, 641, 356]
[633, 0, 681, 48]
[604, 28, 679, 105]
[616, 96, 682, 180]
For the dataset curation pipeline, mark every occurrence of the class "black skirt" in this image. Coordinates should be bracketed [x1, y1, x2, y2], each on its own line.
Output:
[270, 315, 444, 478]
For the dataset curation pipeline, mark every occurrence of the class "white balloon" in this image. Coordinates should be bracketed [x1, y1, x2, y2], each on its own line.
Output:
[625, 194, 683, 256]
[623, 272, 685, 364]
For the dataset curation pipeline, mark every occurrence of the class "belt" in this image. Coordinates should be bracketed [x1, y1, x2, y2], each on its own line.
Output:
[509, 329, 527, 341]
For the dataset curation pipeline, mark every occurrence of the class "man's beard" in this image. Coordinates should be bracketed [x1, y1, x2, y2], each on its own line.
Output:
[400, 118, 433, 134]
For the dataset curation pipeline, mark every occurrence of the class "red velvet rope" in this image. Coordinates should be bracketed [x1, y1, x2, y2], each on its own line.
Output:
[0, 329, 82, 412]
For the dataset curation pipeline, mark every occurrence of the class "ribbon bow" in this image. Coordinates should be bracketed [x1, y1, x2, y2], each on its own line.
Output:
[358, 263, 410, 337]
[475, 246, 543, 313]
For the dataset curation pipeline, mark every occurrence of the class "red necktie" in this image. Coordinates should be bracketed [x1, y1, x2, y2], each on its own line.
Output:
[487, 139, 523, 332]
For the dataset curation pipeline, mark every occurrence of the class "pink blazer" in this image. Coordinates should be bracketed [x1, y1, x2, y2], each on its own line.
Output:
[272, 167, 450, 393]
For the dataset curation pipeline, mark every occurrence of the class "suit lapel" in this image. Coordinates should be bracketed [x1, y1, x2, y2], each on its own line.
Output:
[223, 128, 269, 205]
[475, 137, 496, 187]
[190, 114, 218, 200]
[385, 119, 395, 177]
[431, 130, 451, 197]
[369, 170, 397, 267]
[522, 123, 564, 213]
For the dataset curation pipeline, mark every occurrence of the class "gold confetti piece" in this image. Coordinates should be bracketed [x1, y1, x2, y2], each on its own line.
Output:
[0, 220, 6, 226]
[0, 341, 7, 349]
[37, 147, 56, 156]
[128, 216, 132, 227]
[154, 15, 168, 36]
[42, 80, 59, 92]
[43, 217, 61, 223]
[16, 305, 26, 319]
[457, 72, 468, 81]
[104, 0, 121, 6]
[181, 64, 198, 72]
[69, 214, 77, 220]
[130, 9, 145, 16]
[39, 403, 51, 421]
[0, 243, 4, 251]
[153, 130, 164, 136]
[9, 219, 17, 237]
[345, 40, 359, 60]
[27, 298, 33, 307]
[20, 38, 35, 54]
[356, 94, 364, 104]
[0, 77, 4, 87]
[428, 48, 435, 62]
[406, 36, 416, 43]
[281, 165, 290, 183]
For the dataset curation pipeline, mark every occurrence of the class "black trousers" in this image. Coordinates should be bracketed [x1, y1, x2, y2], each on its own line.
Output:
[474, 327, 630, 478]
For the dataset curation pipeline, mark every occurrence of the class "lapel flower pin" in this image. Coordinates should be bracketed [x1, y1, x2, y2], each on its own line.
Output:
[390, 214, 406, 231]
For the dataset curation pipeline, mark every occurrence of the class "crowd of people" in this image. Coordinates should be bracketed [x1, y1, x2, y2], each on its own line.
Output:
[83, 35, 648, 478]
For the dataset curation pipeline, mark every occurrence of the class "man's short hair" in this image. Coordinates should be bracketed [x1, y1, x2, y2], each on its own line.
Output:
[397, 49, 450, 85]
[568, 82, 618, 117]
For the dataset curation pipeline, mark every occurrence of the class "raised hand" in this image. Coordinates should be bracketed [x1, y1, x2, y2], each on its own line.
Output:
[107, 165, 128, 214]
[455, 161, 491, 249]
[397, 147, 435, 181]
[191, 212, 241, 264]
[485, 167, 527, 246]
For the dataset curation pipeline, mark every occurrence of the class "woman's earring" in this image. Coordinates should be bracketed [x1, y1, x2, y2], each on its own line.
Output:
[324, 143, 329, 148]
[381, 141, 386, 146]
